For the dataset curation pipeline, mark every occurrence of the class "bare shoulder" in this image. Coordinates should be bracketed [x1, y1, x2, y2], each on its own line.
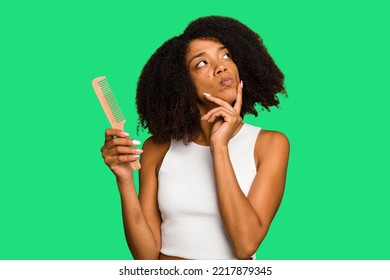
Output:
[141, 136, 171, 174]
[255, 130, 290, 164]
[257, 130, 289, 148]
[142, 136, 170, 154]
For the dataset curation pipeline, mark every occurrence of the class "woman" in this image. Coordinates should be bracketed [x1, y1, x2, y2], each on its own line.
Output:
[101, 16, 289, 260]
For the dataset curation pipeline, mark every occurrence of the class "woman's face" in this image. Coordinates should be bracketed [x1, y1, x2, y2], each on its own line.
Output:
[186, 38, 240, 107]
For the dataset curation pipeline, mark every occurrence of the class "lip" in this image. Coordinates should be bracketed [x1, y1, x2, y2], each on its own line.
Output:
[220, 77, 233, 87]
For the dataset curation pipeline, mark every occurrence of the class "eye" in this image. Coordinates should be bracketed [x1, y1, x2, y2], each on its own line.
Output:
[222, 53, 231, 59]
[196, 60, 207, 68]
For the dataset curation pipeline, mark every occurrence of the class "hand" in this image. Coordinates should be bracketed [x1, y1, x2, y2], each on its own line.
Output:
[100, 128, 143, 181]
[201, 81, 243, 148]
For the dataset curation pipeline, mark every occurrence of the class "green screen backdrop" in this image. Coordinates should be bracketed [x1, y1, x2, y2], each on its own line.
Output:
[1, 0, 389, 260]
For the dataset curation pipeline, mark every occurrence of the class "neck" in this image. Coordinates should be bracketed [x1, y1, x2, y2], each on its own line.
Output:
[194, 120, 214, 146]
[193, 103, 216, 146]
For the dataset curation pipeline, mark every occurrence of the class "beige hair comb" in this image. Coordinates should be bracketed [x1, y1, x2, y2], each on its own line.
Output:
[92, 76, 141, 170]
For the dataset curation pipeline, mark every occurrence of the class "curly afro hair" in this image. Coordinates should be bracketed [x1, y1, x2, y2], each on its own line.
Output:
[136, 16, 286, 144]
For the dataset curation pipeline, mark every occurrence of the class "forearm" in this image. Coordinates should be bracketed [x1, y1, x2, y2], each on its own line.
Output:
[117, 177, 160, 259]
[211, 146, 264, 259]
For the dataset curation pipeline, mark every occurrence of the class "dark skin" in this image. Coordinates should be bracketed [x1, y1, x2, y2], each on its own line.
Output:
[101, 39, 289, 260]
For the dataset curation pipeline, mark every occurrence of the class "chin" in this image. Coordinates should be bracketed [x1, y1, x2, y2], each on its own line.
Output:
[212, 92, 233, 100]
[221, 91, 237, 104]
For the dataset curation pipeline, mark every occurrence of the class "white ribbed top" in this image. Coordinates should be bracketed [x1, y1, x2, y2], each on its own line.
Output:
[158, 123, 261, 259]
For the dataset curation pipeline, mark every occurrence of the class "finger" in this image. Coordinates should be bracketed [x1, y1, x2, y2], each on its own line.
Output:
[204, 108, 234, 123]
[233, 80, 243, 114]
[202, 106, 234, 121]
[103, 145, 143, 163]
[105, 146, 143, 157]
[203, 93, 235, 113]
[106, 138, 141, 148]
[104, 128, 129, 143]
[117, 154, 141, 163]
[101, 138, 142, 157]
[105, 137, 141, 150]
[104, 154, 140, 166]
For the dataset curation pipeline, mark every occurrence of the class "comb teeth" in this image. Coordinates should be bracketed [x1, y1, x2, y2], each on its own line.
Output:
[97, 78, 125, 123]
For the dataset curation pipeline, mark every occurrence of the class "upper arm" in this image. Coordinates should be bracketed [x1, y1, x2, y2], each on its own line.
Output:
[138, 137, 170, 251]
[248, 130, 290, 231]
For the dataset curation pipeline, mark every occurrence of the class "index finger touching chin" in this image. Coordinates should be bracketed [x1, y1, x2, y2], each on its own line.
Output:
[234, 80, 243, 114]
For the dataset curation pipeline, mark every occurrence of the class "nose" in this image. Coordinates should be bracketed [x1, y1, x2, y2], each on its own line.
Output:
[214, 61, 227, 76]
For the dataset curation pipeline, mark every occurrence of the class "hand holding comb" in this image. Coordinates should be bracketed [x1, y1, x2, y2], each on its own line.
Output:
[92, 76, 141, 170]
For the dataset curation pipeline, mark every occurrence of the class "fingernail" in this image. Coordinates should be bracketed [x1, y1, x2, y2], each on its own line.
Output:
[203, 92, 212, 96]
[240, 81, 243, 88]
[120, 131, 129, 137]
[132, 139, 141, 145]
[135, 149, 143, 154]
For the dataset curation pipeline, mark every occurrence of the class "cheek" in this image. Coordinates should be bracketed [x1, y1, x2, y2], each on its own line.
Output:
[192, 73, 212, 90]
[231, 64, 240, 79]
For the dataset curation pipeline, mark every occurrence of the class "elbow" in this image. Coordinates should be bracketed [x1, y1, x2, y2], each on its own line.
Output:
[234, 238, 263, 260]
[233, 230, 267, 260]
[234, 242, 260, 260]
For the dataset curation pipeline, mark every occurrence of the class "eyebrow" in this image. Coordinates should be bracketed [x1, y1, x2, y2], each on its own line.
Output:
[187, 46, 227, 65]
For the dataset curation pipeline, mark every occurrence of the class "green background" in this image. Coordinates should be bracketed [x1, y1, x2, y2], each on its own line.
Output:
[1, 0, 389, 260]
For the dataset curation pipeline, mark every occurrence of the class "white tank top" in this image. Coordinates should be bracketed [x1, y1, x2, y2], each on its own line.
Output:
[158, 123, 261, 259]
